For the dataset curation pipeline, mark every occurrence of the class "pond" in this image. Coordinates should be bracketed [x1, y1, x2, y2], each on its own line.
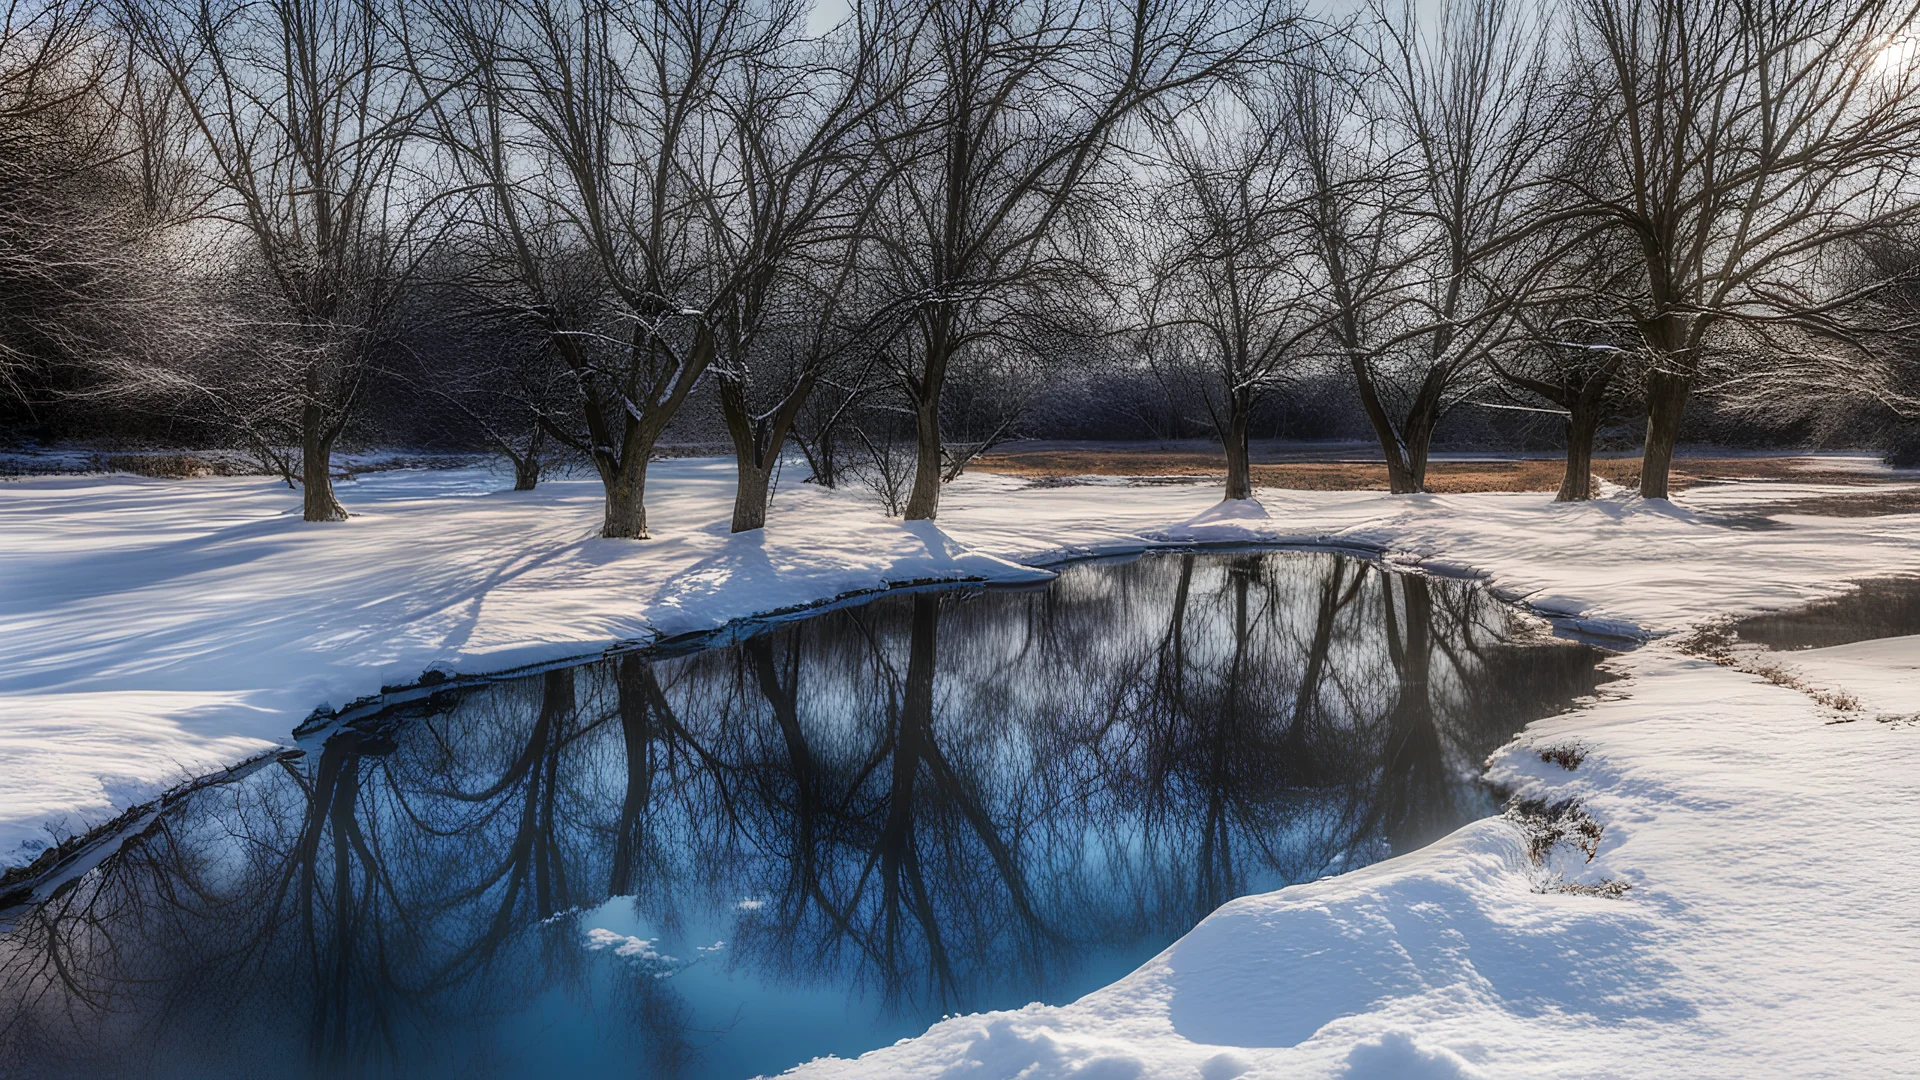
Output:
[0, 550, 1609, 1080]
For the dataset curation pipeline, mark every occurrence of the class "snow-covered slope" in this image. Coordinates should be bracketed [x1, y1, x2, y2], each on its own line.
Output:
[1750, 635, 1920, 716]
[5, 459, 1920, 1077]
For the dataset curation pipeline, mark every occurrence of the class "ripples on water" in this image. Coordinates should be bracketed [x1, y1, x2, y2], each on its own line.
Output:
[0, 550, 1608, 1079]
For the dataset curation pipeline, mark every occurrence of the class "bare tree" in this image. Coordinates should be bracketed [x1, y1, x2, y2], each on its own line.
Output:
[787, 329, 886, 489]
[1276, 0, 1570, 496]
[1285, 37, 1415, 485]
[123, 0, 428, 520]
[385, 271, 577, 489]
[865, 0, 1298, 522]
[1787, 231, 1920, 459]
[1489, 315, 1635, 501]
[420, 0, 864, 538]
[698, 5, 904, 531]
[1568, 0, 1920, 499]
[937, 333, 1041, 479]
[1138, 87, 1320, 502]
[1365, 0, 1570, 493]
[0, 0, 206, 427]
[713, 265, 855, 527]
[1476, 164, 1654, 502]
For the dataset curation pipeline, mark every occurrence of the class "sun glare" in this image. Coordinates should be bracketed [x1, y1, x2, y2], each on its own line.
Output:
[1872, 32, 1920, 85]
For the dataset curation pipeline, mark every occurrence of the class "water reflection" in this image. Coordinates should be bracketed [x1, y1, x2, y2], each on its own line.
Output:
[0, 551, 1607, 1080]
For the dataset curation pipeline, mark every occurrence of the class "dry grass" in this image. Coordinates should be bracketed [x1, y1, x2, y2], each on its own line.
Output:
[1538, 743, 1587, 771]
[1504, 796, 1633, 897]
[1508, 797, 1604, 864]
[971, 447, 1887, 494]
[1558, 878, 1635, 898]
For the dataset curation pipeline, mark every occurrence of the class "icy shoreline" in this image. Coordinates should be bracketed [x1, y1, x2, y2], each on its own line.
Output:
[6, 459, 1920, 1077]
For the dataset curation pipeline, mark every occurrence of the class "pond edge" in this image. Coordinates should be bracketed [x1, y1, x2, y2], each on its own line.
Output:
[0, 536, 1637, 915]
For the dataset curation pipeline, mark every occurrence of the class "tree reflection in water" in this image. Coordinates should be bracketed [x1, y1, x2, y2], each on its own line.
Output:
[0, 551, 1608, 1080]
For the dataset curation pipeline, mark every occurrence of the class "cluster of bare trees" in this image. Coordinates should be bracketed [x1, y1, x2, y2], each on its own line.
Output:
[1137, 0, 1920, 501]
[0, 0, 205, 426]
[5, 0, 1920, 531]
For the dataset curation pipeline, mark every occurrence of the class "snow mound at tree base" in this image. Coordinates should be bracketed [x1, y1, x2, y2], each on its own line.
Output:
[1143, 497, 1279, 544]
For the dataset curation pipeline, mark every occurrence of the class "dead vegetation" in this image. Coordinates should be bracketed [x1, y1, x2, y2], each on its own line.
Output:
[1725, 488, 1920, 518]
[97, 452, 260, 478]
[1557, 878, 1635, 898]
[1509, 796, 1604, 864]
[1538, 743, 1587, 770]
[1676, 619, 1863, 712]
[1673, 619, 1740, 662]
[970, 448, 1893, 495]
[1506, 796, 1633, 897]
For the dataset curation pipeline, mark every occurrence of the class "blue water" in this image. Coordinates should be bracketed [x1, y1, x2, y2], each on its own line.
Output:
[0, 550, 1607, 1079]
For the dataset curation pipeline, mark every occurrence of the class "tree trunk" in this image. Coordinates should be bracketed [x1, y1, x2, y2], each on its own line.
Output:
[797, 428, 839, 488]
[601, 449, 651, 539]
[1397, 365, 1453, 494]
[1640, 368, 1691, 500]
[811, 438, 838, 488]
[721, 383, 773, 532]
[1402, 403, 1440, 495]
[719, 372, 814, 533]
[1487, 351, 1621, 504]
[731, 461, 773, 533]
[509, 429, 544, 491]
[1347, 354, 1419, 493]
[904, 322, 951, 522]
[512, 454, 540, 491]
[301, 401, 347, 522]
[1223, 398, 1253, 501]
[1558, 402, 1601, 502]
[904, 388, 944, 521]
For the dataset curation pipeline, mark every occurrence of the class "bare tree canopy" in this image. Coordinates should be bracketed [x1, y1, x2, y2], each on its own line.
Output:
[0, 0, 205, 421]
[6, 0, 1920, 530]
[864, 0, 1301, 521]
[1137, 74, 1322, 501]
[121, 0, 430, 519]
[1568, 0, 1920, 498]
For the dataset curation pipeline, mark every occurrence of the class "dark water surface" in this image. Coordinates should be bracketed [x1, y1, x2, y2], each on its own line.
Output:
[0, 551, 1608, 1080]
[1730, 576, 1920, 650]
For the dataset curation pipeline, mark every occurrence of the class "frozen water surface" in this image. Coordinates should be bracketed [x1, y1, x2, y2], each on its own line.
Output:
[0, 550, 1607, 1079]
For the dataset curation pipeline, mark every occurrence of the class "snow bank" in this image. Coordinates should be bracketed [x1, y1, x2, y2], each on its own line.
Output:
[1144, 496, 1276, 544]
[1747, 635, 1920, 717]
[7, 459, 1920, 1076]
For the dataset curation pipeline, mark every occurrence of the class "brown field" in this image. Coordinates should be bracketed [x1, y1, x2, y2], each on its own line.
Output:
[970, 447, 1891, 494]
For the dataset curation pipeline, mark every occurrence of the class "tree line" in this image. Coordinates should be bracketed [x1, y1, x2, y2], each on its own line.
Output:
[5, 0, 1920, 533]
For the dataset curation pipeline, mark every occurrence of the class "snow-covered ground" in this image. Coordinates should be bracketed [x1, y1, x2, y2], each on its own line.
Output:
[5, 459, 1920, 1077]
[1766, 636, 1920, 715]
